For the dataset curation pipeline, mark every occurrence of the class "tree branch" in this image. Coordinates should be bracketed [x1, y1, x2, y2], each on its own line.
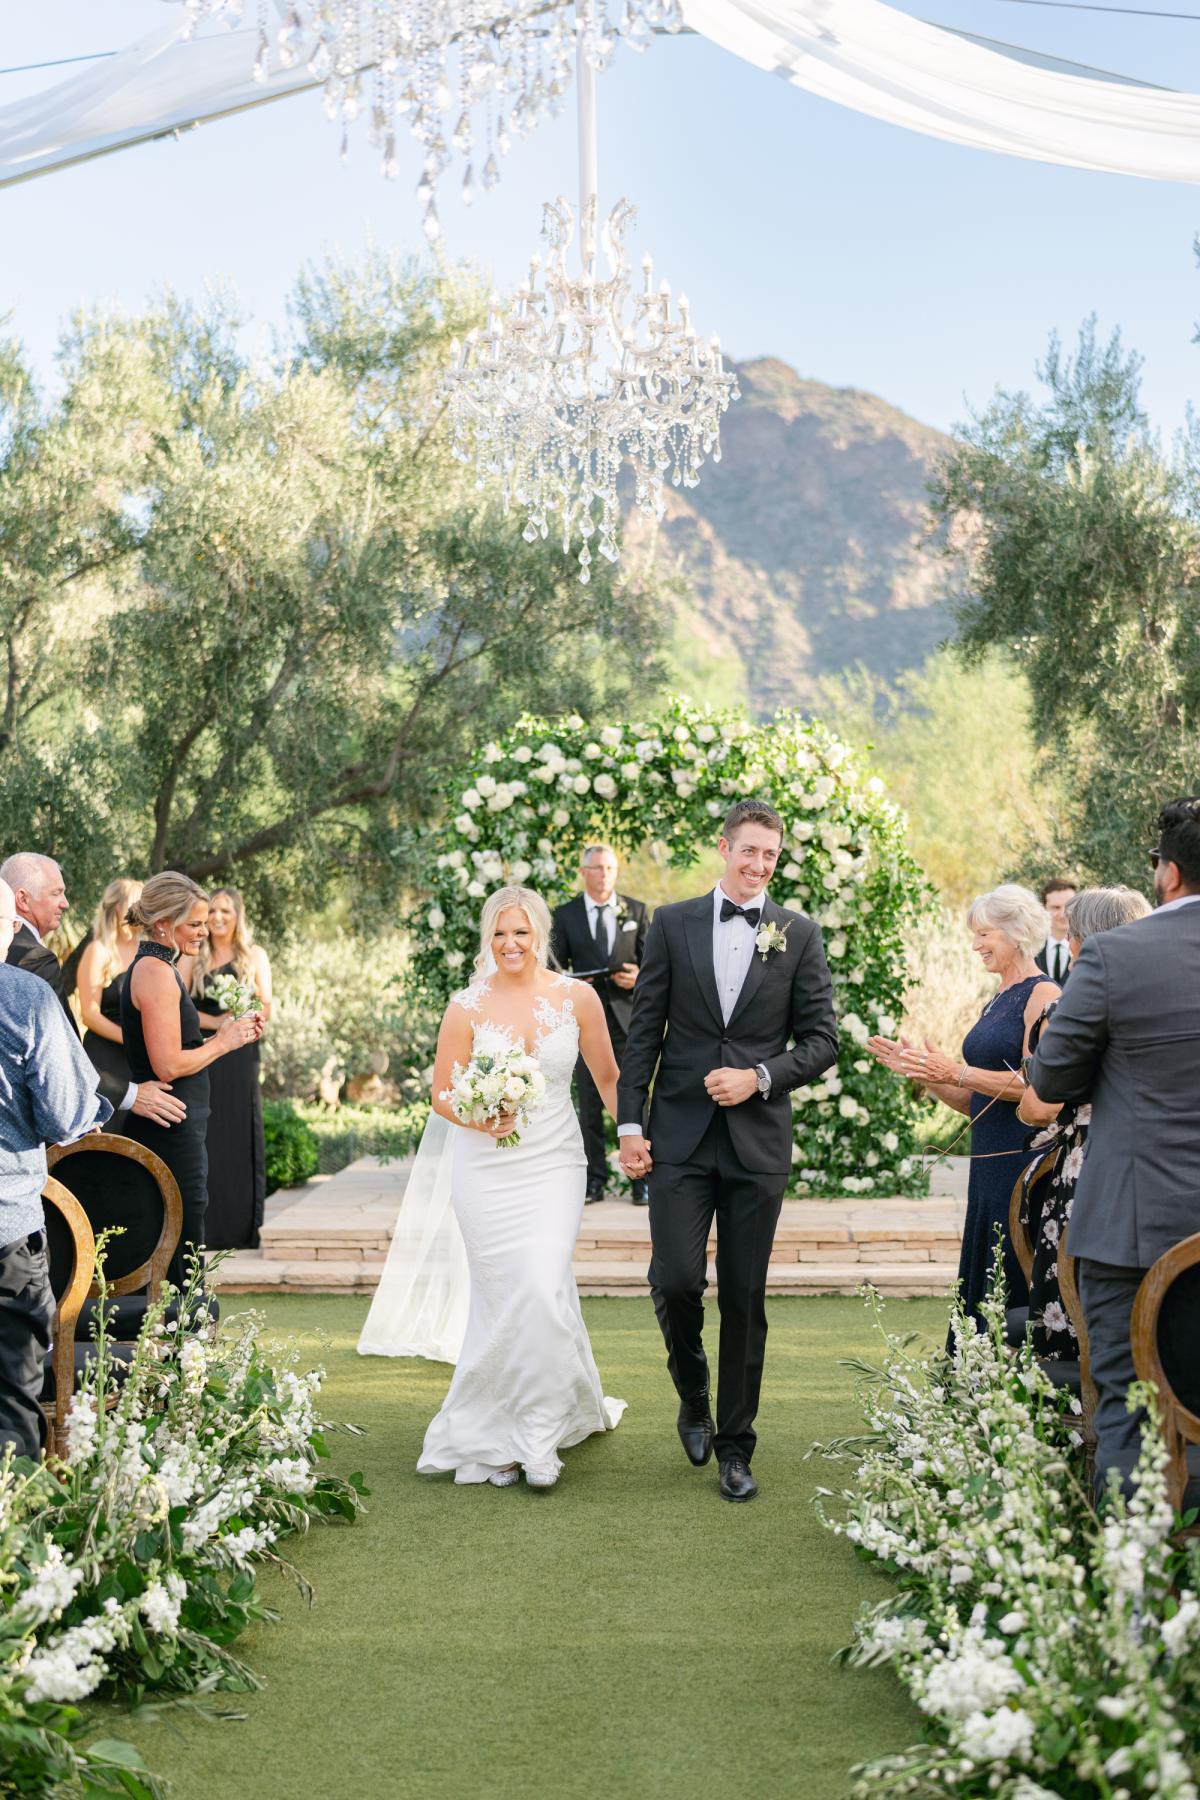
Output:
[151, 719, 209, 872]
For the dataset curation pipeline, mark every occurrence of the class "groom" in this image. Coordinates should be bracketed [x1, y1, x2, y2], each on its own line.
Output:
[616, 799, 838, 1502]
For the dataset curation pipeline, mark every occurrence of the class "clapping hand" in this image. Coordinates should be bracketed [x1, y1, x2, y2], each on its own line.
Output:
[866, 1032, 913, 1075]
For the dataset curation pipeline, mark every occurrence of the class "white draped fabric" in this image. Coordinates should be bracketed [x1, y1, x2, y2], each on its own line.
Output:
[682, 0, 1200, 183]
[2, 2, 1200, 190]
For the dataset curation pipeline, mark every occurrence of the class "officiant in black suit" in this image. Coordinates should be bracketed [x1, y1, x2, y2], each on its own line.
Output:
[0, 851, 185, 1132]
[551, 845, 650, 1204]
[617, 799, 839, 1502]
[1035, 878, 1078, 984]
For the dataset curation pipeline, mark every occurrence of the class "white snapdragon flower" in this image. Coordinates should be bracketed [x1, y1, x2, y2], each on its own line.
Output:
[16, 1544, 85, 1625]
[1162, 1594, 1200, 1657]
[64, 1391, 97, 1466]
[140, 1574, 186, 1636]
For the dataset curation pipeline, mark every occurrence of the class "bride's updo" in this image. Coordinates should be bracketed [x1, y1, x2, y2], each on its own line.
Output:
[475, 886, 553, 975]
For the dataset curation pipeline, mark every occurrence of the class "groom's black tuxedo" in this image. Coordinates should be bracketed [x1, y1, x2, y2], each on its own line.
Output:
[618, 890, 838, 1463]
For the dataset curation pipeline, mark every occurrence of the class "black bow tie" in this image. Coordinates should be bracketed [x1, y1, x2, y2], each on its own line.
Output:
[720, 898, 762, 927]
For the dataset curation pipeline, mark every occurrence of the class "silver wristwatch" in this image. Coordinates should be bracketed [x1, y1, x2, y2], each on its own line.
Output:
[755, 1063, 771, 1098]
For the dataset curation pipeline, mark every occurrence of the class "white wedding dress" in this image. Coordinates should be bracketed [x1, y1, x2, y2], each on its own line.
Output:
[361, 974, 625, 1485]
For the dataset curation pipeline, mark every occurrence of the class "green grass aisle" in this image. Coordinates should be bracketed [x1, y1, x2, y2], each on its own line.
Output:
[133, 1294, 948, 1800]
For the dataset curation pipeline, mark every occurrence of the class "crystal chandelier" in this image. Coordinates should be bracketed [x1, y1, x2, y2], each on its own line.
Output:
[443, 35, 737, 581]
[181, 0, 682, 242]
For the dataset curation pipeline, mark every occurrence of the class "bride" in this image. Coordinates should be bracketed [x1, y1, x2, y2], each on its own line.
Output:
[359, 885, 626, 1488]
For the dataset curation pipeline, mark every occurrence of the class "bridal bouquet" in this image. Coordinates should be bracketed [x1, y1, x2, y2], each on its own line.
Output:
[206, 970, 259, 1017]
[447, 1047, 546, 1148]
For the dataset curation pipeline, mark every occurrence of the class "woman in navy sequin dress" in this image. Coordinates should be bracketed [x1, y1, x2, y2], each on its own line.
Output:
[869, 885, 1060, 1331]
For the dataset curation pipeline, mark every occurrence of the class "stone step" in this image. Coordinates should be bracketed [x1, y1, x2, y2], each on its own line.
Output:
[214, 1253, 959, 1300]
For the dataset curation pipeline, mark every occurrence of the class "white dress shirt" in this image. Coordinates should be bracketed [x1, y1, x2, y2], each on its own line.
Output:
[712, 883, 762, 1024]
[1156, 892, 1200, 913]
[1044, 936, 1071, 983]
[584, 893, 613, 959]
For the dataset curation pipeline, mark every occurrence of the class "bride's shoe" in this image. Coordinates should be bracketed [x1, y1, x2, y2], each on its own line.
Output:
[488, 1465, 520, 1487]
[523, 1461, 560, 1489]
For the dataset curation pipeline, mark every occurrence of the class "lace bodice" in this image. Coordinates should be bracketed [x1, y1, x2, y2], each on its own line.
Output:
[453, 977, 579, 1092]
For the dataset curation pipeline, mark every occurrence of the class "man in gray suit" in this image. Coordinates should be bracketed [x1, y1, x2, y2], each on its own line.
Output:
[1027, 796, 1200, 1497]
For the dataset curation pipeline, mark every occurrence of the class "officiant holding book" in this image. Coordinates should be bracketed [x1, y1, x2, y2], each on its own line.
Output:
[551, 845, 650, 1204]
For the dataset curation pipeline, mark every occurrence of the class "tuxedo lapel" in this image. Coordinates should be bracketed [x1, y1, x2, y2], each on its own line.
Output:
[725, 896, 781, 1033]
[683, 895, 724, 1031]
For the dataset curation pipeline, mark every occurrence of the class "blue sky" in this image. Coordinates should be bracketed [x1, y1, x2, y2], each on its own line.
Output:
[3, 0, 1200, 439]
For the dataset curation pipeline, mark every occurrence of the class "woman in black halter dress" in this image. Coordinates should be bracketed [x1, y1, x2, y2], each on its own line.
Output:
[120, 874, 263, 1287]
[78, 878, 143, 1133]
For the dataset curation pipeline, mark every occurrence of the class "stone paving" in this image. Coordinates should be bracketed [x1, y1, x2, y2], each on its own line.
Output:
[216, 1154, 968, 1299]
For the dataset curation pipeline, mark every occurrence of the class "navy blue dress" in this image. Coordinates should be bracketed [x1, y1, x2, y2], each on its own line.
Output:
[956, 976, 1041, 1327]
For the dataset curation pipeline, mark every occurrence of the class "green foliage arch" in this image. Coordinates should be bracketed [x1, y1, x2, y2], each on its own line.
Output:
[411, 698, 932, 1196]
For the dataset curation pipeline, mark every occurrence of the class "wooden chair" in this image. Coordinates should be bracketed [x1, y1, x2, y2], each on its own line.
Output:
[1132, 1232, 1200, 1516]
[40, 1176, 96, 1460]
[46, 1134, 182, 1339]
[1005, 1148, 1056, 1346]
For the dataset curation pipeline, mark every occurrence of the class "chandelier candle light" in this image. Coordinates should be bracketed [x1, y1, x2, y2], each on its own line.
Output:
[182, 0, 683, 238]
[444, 21, 738, 579]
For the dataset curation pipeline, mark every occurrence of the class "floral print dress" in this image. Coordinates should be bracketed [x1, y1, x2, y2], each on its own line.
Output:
[1020, 1003, 1089, 1361]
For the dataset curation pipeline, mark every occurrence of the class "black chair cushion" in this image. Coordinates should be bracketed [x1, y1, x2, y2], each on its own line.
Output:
[76, 1291, 220, 1343]
[1040, 1357, 1083, 1396]
[41, 1340, 134, 1401]
[1158, 1264, 1200, 1418]
[1005, 1306, 1030, 1348]
[43, 1201, 81, 1306]
[49, 1152, 164, 1280]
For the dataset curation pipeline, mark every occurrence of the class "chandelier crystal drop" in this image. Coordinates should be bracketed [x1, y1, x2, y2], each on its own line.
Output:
[444, 197, 739, 580]
[181, 0, 683, 238]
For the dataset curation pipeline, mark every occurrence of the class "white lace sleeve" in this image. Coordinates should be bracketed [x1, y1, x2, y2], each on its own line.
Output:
[452, 979, 492, 1014]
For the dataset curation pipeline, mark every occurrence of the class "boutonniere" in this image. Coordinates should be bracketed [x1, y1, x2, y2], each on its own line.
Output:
[755, 920, 790, 963]
[613, 899, 634, 933]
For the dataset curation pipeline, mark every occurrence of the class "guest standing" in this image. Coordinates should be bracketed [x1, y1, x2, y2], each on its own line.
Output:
[1035, 878, 1078, 984]
[76, 878, 143, 1133]
[551, 845, 650, 1204]
[0, 877, 111, 1458]
[121, 873, 262, 1287]
[1017, 886, 1151, 1360]
[0, 852, 182, 1130]
[1028, 798, 1200, 1498]
[183, 887, 271, 1251]
[869, 884, 1059, 1329]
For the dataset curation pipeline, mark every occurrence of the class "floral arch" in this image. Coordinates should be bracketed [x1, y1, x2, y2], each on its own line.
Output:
[410, 698, 932, 1196]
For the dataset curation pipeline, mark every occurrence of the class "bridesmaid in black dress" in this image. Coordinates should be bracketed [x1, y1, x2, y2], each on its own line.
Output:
[121, 873, 263, 1287]
[182, 887, 272, 1251]
[869, 884, 1059, 1331]
[77, 878, 143, 1133]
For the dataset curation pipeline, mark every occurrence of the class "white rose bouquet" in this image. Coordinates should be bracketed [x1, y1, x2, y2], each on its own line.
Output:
[205, 971, 259, 1017]
[446, 1047, 547, 1148]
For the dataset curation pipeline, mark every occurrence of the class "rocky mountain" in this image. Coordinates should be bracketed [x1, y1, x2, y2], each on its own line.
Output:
[625, 356, 956, 714]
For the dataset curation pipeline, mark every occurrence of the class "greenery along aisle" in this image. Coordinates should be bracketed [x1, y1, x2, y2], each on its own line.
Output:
[817, 1278, 1200, 1798]
[409, 696, 932, 1195]
[0, 1265, 364, 1797]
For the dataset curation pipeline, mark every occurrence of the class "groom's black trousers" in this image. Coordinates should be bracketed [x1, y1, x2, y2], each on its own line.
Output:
[647, 1111, 786, 1465]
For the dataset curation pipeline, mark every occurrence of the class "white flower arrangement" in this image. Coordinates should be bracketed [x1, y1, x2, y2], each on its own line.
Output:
[409, 699, 932, 1196]
[445, 1045, 546, 1148]
[205, 971, 259, 1018]
[755, 919, 790, 962]
[814, 1273, 1200, 1799]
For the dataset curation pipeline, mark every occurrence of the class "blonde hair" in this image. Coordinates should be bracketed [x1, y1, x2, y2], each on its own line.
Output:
[127, 871, 208, 938]
[189, 885, 256, 997]
[966, 883, 1049, 959]
[91, 877, 142, 982]
[475, 887, 552, 975]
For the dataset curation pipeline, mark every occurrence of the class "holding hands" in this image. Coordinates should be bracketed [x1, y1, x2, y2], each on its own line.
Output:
[618, 1133, 652, 1177]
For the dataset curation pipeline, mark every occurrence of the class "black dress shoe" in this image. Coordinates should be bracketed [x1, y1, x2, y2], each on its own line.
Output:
[585, 1177, 606, 1205]
[629, 1179, 649, 1206]
[718, 1456, 758, 1502]
[677, 1391, 715, 1466]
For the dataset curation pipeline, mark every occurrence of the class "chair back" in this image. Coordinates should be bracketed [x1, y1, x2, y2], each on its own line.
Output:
[1132, 1232, 1200, 1515]
[40, 1176, 96, 1459]
[1009, 1146, 1057, 1287]
[1057, 1225, 1098, 1454]
[46, 1135, 181, 1300]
